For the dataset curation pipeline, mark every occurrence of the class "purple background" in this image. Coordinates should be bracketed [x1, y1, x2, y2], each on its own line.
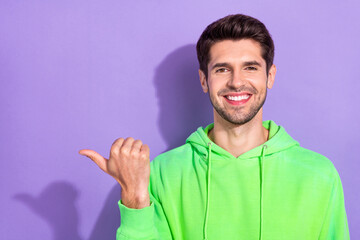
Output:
[1, 1, 359, 239]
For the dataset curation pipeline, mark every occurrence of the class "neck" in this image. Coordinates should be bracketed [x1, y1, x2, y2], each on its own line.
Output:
[208, 108, 269, 157]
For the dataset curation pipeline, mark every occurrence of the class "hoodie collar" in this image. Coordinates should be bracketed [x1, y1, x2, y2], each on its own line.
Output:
[186, 120, 299, 161]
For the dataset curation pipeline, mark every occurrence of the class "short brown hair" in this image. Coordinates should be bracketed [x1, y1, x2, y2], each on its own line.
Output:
[196, 14, 275, 78]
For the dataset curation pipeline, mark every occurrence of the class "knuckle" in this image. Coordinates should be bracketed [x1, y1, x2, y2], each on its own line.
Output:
[110, 144, 118, 152]
[139, 152, 148, 160]
[112, 137, 124, 146]
[130, 150, 139, 158]
[120, 146, 130, 155]
[134, 139, 143, 145]
[126, 137, 134, 142]
[110, 149, 119, 158]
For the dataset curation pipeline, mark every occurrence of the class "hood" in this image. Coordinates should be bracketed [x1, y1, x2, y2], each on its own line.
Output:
[185, 120, 299, 240]
[186, 120, 300, 161]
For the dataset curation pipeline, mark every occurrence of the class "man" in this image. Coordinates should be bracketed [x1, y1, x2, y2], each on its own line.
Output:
[79, 14, 350, 239]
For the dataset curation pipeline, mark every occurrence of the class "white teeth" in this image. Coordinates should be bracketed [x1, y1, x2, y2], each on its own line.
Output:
[226, 95, 250, 101]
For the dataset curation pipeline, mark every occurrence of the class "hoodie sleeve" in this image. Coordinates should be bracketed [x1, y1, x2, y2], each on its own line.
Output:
[116, 161, 173, 240]
[318, 171, 350, 240]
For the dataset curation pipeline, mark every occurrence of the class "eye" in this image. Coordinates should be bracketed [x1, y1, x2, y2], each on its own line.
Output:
[245, 66, 258, 71]
[215, 68, 229, 73]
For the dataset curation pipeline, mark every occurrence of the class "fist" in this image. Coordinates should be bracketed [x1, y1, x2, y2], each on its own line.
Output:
[79, 137, 150, 208]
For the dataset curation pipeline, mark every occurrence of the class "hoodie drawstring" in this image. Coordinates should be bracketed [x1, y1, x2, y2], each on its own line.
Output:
[204, 142, 212, 240]
[259, 144, 267, 240]
[204, 143, 267, 240]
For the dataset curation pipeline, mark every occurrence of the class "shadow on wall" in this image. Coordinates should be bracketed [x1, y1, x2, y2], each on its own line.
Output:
[87, 45, 213, 238]
[14, 181, 83, 240]
[14, 45, 213, 240]
[154, 44, 212, 151]
[88, 184, 120, 240]
[87, 45, 212, 238]
[15, 181, 121, 240]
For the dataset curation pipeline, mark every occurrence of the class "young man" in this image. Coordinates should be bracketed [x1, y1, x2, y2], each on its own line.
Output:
[80, 14, 350, 240]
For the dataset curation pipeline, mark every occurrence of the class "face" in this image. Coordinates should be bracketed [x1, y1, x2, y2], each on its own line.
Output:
[199, 39, 276, 125]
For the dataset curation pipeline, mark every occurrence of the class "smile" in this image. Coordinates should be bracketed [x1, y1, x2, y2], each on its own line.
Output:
[223, 93, 252, 105]
[226, 95, 250, 101]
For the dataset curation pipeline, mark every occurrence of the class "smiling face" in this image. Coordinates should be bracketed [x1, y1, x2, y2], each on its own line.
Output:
[199, 39, 276, 125]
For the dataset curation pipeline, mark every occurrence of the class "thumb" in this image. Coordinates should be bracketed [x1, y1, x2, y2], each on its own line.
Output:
[79, 149, 108, 173]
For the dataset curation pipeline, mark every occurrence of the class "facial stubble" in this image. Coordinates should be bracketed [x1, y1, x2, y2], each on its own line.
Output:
[207, 81, 268, 126]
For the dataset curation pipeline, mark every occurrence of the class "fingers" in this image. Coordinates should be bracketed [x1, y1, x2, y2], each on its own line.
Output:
[110, 137, 125, 155]
[132, 139, 143, 150]
[110, 137, 143, 157]
[80, 137, 150, 193]
[122, 137, 135, 154]
[80, 137, 148, 179]
[140, 144, 150, 160]
[79, 149, 108, 173]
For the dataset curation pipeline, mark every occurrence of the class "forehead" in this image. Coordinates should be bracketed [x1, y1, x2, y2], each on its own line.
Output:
[208, 39, 265, 66]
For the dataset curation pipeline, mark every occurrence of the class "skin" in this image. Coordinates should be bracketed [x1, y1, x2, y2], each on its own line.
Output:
[199, 39, 276, 157]
[79, 138, 151, 209]
[79, 38, 276, 209]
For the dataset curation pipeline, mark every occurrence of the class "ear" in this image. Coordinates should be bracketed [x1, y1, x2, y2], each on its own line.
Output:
[266, 64, 276, 89]
[199, 69, 208, 93]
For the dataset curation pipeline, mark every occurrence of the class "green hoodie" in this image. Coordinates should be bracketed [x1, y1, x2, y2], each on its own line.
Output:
[116, 120, 350, 240]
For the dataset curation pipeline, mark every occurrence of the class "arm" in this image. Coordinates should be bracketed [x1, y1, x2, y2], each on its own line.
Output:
[116, 167, 172, 239]
[318, 171, 350, 240]
[79, 138, 172, 240]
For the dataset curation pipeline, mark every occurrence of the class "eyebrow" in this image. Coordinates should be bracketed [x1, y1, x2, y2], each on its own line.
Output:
[211, 60, 262, 70]
[211, 62, 232, 70]
[242, 60, 262, 67]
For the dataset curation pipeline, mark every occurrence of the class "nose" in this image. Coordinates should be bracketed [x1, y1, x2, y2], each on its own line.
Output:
[227, 69, 245, 89]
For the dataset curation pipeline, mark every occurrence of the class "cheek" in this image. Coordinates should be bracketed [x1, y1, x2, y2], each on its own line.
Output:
[209, 74, 230, 87]
[249, 78, 268, 90]
[245, 73, 266, 82]
[207, 79, 220, 92]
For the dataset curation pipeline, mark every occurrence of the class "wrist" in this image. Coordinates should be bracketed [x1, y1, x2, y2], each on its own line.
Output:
[121, 190, 150, 209]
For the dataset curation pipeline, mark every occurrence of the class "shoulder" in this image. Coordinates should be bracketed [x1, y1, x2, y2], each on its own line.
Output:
[284, 145, 340, 182]
[150, 143, 194, 170]
[149, 143, 196, 188]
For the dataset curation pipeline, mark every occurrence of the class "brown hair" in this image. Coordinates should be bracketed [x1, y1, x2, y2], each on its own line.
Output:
[196, 14, 275, 78]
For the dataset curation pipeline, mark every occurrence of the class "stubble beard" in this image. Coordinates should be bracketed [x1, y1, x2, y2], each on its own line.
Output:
[209, 87, 267, 126]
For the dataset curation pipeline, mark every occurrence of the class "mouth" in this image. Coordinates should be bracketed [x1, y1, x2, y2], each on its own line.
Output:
[223, 93, 252, 105]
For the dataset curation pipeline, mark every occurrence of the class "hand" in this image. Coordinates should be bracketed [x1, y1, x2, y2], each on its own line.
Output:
[79, 137, 150, 209]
